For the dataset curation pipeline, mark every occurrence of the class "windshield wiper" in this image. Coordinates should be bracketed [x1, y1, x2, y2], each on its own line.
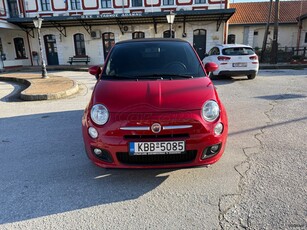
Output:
[102, 74, 138, 80]
[137, 74, 194, 79]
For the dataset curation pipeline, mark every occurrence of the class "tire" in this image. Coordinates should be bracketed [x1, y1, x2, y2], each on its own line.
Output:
[247, 73, 256, 79]
[209, 72, 217, 80]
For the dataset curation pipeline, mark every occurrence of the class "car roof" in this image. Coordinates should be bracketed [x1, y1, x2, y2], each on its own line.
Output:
[215, 44, 253, 49]
[116, 38, 190, 45]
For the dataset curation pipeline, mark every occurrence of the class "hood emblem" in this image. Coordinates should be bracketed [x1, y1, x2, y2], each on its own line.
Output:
[151, 123, 162, 133]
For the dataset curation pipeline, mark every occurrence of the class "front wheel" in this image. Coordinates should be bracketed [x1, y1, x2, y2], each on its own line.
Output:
[247, 73, 256, 79]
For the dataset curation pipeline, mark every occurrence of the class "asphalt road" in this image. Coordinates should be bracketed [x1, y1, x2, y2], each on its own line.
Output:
[0, 69, 306, 229]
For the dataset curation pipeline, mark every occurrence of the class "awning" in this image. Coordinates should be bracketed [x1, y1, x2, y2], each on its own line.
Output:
[7, 9, 235, 37]
[0, 20, 21, 30]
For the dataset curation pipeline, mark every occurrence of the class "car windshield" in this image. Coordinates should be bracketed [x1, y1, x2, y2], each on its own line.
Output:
[102, 41, 205, 80]
[222, 47, 255, 56]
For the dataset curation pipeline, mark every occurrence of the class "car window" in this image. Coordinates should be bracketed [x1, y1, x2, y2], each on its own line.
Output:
[222, 47, 255, 56]
[208, 47, 220, 56]
[103, 41, 205, 79]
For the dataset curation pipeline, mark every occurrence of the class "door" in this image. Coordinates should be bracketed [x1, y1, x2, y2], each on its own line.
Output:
[102, 32, 115, 60]
[193, 29, 207, 60]
[44, 35, 59, 65]
[7, 0, 19, 18]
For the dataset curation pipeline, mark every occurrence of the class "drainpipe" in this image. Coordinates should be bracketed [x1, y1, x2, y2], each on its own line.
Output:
[26, 31, 33, 66]
[297, 18, 302, 51]
[296, 1, 303, 50]
[223, 0, 229, 44]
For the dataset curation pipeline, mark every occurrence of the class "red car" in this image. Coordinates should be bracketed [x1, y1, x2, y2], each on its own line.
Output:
[82, 38, 228, 168]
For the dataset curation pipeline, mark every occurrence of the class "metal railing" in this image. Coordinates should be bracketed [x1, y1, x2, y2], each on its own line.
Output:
[257, 46, 307, 63]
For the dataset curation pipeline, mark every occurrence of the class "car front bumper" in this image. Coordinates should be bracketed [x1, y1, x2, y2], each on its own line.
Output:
[82, 110, 228, 169]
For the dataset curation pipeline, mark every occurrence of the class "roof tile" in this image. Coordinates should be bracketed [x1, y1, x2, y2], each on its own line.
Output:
[229, 1, 307, 24]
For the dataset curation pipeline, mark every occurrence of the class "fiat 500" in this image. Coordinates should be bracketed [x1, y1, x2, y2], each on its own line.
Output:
[82, 38, 228, 169]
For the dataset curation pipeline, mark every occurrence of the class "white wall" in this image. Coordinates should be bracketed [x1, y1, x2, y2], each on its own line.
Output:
[0, 28, 31, 67]
[30, 20, 224, 65]
[229, 24, 301, 48]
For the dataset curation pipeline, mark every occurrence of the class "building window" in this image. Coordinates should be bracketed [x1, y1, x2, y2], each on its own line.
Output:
[195, 0, 206, 4]
[305, 32, 307, 43]
[71, 0, 81, 10]
[8, 0, 19, 18]
[73, 33, 86, 56]
[228, 34, 236, 44]
[102, 32, 115, 59]
[132, 32, 145, 39]
[163, 0, 174, 5]
[163, 30, 175, 38]
[101, 0, 111, 8]
[40, 0, 51, 11]
[132, 0, 142, 7]
[14, 37, 26, 59]
[254, 31, 258, 36]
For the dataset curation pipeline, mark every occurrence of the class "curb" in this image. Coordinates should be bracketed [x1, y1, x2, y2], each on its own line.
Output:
[0, 75, 79, 101]
[20, 80, 79, 101]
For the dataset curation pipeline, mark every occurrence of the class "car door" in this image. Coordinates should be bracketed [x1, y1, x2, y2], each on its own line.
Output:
[203, 47, 219, 64]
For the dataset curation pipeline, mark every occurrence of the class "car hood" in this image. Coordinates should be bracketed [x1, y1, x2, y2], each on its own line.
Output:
[92, 78, 216, 113]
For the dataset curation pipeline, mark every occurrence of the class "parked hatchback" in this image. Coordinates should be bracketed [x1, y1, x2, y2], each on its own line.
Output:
[203, 44, 259, 79]
[82, 38, 228, 169]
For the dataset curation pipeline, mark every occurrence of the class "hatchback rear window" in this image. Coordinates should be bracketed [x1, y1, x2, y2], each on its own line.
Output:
[222, 47, 255, 56]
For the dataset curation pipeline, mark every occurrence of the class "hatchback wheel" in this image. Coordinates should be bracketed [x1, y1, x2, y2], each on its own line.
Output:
[209, 72, 217, 80]
[247, 73, 256, 79]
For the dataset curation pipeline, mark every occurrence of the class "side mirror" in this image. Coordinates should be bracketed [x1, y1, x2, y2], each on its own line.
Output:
[88, 66, 102, 80]
[205, 62, 218, 73]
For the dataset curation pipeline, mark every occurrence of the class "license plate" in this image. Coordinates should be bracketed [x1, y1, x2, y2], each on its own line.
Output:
[129, 141, 185, 155]
[233, 62, 247, 67]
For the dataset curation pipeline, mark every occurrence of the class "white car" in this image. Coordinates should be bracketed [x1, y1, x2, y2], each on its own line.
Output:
[203, 44, 259, 79]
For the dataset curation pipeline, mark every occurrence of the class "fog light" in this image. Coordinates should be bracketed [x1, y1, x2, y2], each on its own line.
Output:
[88, 127, 98, 138]
[92, 148, 113, 163]
[94, 148, 102, 156]
[210, 144, 220, 154]
[201, 143, 222, 159]
[214, 123, 223, 135]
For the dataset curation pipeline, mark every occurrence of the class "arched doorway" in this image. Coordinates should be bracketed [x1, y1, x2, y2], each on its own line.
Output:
[193, 29, 207, 60]
[44, 35, 59, 65]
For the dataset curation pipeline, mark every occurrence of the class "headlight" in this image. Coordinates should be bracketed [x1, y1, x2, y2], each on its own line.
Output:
[90, 104, 109, 125]
[202, 100, 220, 122]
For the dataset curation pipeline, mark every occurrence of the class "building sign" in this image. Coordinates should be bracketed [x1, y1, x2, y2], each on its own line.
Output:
[79, 13, 143, 20]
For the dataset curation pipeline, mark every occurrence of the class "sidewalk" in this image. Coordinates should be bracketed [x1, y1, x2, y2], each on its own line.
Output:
[0, 66, 84, 100]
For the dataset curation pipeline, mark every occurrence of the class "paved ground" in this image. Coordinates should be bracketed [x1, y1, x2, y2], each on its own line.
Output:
[0, 71, 79, 100]
[0, 69, 306, 229]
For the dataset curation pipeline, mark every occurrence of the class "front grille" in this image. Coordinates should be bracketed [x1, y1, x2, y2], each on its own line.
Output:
[124, 133, 189, 140]
[116, 150, 197, 165]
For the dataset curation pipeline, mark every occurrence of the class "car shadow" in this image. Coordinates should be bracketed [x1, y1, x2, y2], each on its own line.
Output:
[0, 110, 173, 224]
[211, 76, 249, 86]
[255, 93, 307, 100]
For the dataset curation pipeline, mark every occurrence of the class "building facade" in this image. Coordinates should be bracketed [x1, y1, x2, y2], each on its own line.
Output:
[228, 1, 307, 50]
[0, 0, 234, 69]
